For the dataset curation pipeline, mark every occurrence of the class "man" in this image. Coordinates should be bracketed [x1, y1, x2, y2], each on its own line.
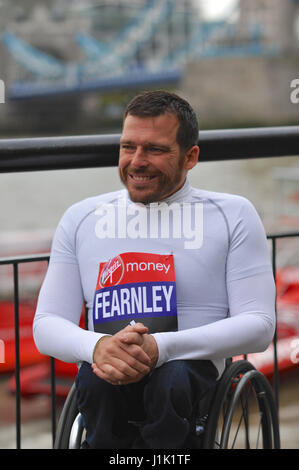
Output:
[33, 90, 276, 449]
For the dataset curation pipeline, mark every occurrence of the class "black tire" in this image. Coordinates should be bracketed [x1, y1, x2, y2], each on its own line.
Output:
[202, 360, 280, 449]
[54, 361, 280, 449]
[54, 383, 80, 449]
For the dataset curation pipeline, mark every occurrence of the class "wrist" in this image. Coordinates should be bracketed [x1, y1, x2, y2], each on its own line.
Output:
[92, 335, 110, 362]
[144, 334, 158, 369]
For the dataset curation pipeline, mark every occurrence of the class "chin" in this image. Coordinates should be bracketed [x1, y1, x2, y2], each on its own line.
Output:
[125, 182, 157, 204]
[128, 191, 154, 204]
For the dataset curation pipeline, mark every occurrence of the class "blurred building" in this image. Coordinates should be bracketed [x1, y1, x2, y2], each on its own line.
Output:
[79, 0, 199, 68]
[0, 0, 90, 84]
[0, 0, 298, 136]
[0, 0, 203, 135]
[0, 0, 199, 85]
[238, 0, 299, 53]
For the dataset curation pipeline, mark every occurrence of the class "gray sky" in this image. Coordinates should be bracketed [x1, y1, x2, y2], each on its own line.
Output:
[197, 0, 237, 19]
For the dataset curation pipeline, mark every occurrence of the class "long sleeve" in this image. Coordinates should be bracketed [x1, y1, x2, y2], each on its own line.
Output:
[152, 195, 276, 374]
[152, 270, 276, 371]
[33, 262, 103, 364]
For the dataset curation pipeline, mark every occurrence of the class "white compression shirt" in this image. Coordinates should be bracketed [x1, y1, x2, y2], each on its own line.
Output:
[33, 179, 276, 376]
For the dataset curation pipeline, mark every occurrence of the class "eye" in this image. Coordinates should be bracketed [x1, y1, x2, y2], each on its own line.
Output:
[121, 144, 135, 152]
[148, 146, 164, 154]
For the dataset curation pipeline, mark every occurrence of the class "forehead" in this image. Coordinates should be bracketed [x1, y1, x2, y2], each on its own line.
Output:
[121, 113, 179, 144]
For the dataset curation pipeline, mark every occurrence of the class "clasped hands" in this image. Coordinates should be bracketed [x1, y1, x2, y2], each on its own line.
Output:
[92, 322, 158, 385]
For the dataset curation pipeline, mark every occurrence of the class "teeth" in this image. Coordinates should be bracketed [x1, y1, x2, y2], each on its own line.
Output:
[132, 175, 152, 181]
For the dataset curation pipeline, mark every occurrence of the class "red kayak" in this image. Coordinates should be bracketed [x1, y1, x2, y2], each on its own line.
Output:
[0, 300, 47, 373]
[235, 266, 299, 376]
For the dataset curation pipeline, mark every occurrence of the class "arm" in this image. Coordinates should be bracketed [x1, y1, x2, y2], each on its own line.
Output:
[143, 198, 276, 369]
[33, 261, 103, 364]
[33, 204, 152, 379]
[152, 270, 275, 367]
[33, 261, 152, 379]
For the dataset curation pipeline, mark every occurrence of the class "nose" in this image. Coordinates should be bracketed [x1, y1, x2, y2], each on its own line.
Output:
[130, 146, 148, 168]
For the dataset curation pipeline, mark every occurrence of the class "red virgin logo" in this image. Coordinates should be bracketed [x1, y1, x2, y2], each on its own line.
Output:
[99, 255, 124, 288]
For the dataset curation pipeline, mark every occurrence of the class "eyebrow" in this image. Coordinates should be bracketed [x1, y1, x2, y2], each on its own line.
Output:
[120, 139, 171, 151]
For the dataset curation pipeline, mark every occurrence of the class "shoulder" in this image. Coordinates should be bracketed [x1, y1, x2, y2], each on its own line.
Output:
[51, 189, 126, 255]
[190, 186, 266, 244]
[190, 186, 258, 218]
[60, 189, 126, 225]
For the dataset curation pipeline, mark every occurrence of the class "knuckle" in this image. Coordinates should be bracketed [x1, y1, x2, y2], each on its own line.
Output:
[127, 356, 138, 369]
[105, 342, 114, 354]
[120, 363, 131, 375]
[129, 344, 140, 356]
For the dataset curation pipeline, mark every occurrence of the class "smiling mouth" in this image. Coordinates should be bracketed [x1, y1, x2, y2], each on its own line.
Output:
[129, 174, 157, 183]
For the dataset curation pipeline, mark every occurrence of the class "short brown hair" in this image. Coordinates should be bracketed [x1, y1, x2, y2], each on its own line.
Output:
[124, 90, 199, 152]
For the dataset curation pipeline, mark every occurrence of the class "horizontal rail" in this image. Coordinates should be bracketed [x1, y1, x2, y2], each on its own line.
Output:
[0, 254, 50, 265]
[0, 230, 298, 265]
[0, 126, 298, 173]
[267, 231, 299, 239]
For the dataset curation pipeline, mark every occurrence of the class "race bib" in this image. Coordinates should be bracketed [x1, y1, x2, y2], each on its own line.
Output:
[93, 252, 178, 334]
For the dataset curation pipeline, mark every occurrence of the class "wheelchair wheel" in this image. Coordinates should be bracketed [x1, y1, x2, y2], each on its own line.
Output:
[202, 360, 280, 449]
[54, 383, 85, 449]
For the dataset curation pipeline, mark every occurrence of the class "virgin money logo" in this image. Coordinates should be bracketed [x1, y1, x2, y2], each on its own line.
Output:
[0, 80, 5, 104]
[99, 256, 125, 288]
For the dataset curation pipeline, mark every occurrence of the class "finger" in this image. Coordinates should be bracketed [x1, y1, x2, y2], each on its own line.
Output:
[118, 342, 151, 368]
[92, 362, 117, 384]
[112, 334, 151, 366]
[91, 363, 108, 381]
[131, 322, 148, 334]
[92, 364, 123, 385]
[96, 342, 151, 375]
[113, 346, 151, 374]
[120, 322, 148, 335]
[93, 358, 146, 384]
[93, 335, 151, 373]
[119, 331, 144, 346]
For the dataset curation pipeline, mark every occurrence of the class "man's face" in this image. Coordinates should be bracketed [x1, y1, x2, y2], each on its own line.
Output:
[119, 113, 194, 204]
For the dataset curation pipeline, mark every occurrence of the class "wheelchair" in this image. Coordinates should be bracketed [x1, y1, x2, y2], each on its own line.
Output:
[54, 359, 280, 449]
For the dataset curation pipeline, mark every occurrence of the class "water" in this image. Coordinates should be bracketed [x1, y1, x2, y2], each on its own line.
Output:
[1, 156, 298, 235]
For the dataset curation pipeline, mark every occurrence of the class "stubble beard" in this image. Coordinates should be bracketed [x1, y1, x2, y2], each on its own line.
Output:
[118, 165, 185, 204]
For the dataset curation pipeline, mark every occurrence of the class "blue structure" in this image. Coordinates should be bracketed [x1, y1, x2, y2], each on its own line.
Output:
[1, 0, 272, 100]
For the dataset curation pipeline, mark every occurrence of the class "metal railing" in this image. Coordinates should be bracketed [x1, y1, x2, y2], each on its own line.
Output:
[1, 126, 299, 173]
[0, 125, 298, 449]
[0, 254, 51, 449]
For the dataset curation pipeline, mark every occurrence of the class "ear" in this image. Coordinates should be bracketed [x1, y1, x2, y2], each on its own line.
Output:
[184, 145, 199, 171]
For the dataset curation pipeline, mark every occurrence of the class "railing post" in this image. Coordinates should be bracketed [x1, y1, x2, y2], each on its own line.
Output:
[271, 237, 279, 412]
[50, 357, 56, 446]
[13, 262, 21, 449]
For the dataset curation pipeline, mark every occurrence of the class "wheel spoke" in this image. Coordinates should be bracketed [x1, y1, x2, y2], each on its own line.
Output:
[201, 361, 280, 450]
[230, 382, 251, 448]
[255, 411, 263, 448]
